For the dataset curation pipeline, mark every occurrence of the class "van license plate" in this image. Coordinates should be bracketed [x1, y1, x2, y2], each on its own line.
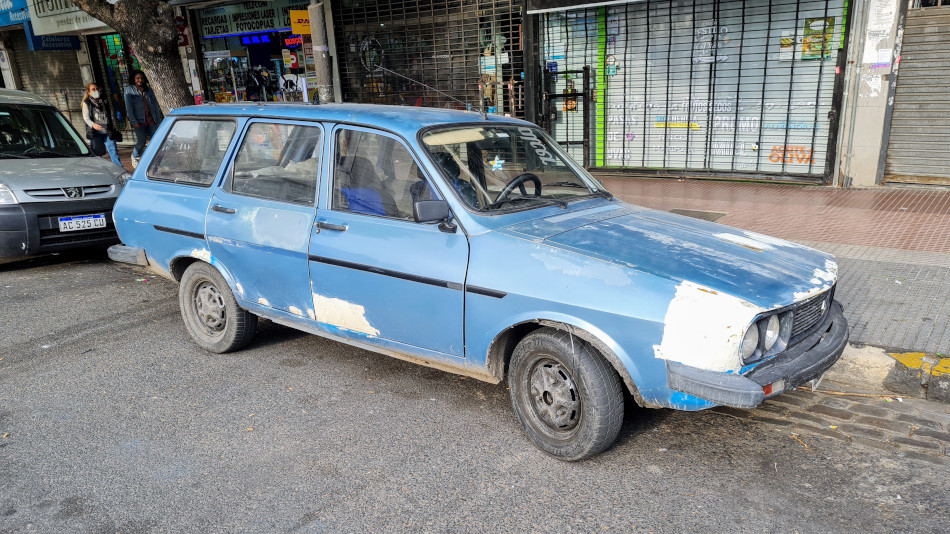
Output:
[59, 214, 106, 232]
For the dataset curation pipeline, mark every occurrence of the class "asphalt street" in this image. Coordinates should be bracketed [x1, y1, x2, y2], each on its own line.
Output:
[1, 251, 948, 533]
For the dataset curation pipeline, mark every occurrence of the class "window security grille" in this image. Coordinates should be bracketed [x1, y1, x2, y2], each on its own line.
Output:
[539, 0, 848, 181]
[333, 0, 526, 118]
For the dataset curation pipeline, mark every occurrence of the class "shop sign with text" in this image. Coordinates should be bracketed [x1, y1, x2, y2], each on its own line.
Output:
[199, 0, 310, 39]
[26, 0, 111, 35]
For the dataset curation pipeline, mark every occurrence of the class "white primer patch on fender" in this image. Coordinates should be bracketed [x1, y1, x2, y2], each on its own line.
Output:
[258, 297, 270, 306]
[653, 280, 762, 372]
[235, 283, 244, 296]
[288, 306, 303, 316]
[312, 293, 380, 336]
[190, 248, 212, 262]
[794, 258, 838, 301]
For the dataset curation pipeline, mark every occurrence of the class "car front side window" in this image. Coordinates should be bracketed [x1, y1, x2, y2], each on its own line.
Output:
[228, 122, 321, 206]
[331, 129, 436, 220]
[147, 119, 236, 187]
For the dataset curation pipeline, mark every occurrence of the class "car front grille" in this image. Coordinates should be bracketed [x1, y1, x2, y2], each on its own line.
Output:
[23, 184, 116, 200]
[36, 209, 118, 248]
[791, 288, 834, 340]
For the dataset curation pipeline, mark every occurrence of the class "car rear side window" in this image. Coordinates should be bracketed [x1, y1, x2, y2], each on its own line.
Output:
[147, 119, 236, 187]
[228, 122, 321, 206]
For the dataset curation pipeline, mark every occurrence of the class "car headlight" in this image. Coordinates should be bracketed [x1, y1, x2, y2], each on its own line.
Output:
[116, 171, 132, 186]
[740, 325, 759, 360]
[763, 315, 781, 351]
[0, 183, 18, 205]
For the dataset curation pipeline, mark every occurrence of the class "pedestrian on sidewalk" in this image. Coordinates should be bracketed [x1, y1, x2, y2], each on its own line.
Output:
[81, 83, 122, 167]
[124, 70, 163, 169]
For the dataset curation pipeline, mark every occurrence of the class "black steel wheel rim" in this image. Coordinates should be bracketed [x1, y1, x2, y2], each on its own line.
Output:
[193, 280, 227, 337]
[526, 357, 581, 433]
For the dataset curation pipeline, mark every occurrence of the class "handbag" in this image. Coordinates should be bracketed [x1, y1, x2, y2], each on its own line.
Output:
[109, 130, 123, 142]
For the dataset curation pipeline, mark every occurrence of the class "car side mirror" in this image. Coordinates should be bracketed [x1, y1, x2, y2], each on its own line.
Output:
[413, 199, 456, 233]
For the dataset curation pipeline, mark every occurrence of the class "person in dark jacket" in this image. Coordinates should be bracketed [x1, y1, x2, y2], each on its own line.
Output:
[81, 82, 122, 167]
[123, 70, 164, 168]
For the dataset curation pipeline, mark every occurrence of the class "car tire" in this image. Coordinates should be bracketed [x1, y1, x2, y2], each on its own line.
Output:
[179, 262, 257, 353]
[508, 327, 624, 461]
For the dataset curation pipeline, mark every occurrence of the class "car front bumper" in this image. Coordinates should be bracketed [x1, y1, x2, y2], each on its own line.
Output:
[666, 301, 849, 409]
[0, 199, 119, 259]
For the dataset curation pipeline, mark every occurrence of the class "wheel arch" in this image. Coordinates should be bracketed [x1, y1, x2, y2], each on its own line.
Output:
[486, 319, 648, 408]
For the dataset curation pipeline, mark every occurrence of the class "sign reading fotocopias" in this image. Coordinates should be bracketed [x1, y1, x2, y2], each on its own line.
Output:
[199, 0, 310, 39]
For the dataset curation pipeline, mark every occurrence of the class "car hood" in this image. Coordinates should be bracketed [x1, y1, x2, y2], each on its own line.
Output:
[498, 203, 836, 309]
[0, 156, 124, 197]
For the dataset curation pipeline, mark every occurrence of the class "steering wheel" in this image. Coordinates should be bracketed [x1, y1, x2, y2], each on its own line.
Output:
[494, 173, 542, 205]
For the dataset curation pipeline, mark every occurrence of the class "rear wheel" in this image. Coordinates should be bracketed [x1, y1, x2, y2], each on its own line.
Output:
[508, 328, 624, 461]
[179, 262, 257, 353]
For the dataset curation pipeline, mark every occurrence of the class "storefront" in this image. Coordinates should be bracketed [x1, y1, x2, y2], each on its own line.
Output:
[883, 0, 950, 184]
[195, 0, 312, 102]
[529, 0, 849, 182]
[0, 0, 30, 89]
[331, 0, 526, 117]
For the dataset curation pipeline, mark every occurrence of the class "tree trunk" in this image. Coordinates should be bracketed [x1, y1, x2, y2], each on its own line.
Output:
[70, 0, 193, 112]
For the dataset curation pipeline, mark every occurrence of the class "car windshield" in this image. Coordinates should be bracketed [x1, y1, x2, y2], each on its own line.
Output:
[0, 104, 90, 158]
[420, 125, 608, 212]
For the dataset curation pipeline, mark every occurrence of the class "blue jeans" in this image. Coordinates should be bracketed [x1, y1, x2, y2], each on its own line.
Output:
[132, 123, 160, 159]
[89, 132, 122, 167]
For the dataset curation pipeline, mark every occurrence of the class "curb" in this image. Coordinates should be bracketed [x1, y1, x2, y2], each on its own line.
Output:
[884, 352, 950, 404]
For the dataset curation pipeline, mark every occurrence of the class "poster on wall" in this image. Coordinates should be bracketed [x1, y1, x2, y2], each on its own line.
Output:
[801, 17, 835, 60]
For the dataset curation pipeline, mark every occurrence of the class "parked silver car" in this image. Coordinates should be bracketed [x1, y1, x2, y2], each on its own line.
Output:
[0, 88, 130, 261]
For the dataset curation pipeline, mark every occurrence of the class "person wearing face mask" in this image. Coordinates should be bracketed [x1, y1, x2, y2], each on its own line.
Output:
[123, 70, 164, 169]
[81, 83, 123, 167]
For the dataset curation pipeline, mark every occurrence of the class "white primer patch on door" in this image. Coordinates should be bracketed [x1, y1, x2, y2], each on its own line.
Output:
[312, 293, 380, 336]
[653, 280, 762, 372]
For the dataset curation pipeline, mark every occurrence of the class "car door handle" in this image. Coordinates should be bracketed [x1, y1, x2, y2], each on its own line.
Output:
[316, 221, 347, 232]
[212, 205, 236, 214]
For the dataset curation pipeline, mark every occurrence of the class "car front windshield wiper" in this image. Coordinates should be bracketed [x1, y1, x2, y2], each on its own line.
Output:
[0, 152, 29, 159]
[23, 147, 74, 158]
[546, 181, 590, 189]
[580, 189, 614, 201]
[486, 195, 569, 211]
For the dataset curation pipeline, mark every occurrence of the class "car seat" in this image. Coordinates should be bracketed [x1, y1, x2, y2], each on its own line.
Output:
[336, 156, 400, 217]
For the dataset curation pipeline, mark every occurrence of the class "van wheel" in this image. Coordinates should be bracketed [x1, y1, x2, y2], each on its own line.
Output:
[179, 262, 257, 353]
[509, 328, 624, 461]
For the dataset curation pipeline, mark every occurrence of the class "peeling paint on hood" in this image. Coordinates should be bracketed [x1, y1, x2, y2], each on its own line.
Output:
[500, 206, 837, 308]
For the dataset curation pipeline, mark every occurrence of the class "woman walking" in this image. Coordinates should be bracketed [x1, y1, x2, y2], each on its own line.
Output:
[123, 70, 164, 169]
[81, 83, 122, 167]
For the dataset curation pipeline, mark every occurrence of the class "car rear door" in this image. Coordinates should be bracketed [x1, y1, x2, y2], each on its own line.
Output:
[205, 119, 323, 317]
[308, 125, 468, 357]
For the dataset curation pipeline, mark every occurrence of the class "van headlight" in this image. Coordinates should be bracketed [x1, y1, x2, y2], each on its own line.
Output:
[0, 183, 18, 204]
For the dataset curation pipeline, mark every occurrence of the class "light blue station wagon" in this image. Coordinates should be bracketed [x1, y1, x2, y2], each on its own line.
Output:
[110, 103, 848, 460]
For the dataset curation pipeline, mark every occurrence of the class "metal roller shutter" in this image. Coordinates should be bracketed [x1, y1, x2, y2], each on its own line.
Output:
[885, 5, 950, 182]
[332, 0, 525, 118]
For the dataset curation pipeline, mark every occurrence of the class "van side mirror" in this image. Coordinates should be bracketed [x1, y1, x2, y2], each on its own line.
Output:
[413, 200, 456, 233]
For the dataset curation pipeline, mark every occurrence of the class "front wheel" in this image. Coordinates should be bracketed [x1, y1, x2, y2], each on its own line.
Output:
[508, 328, 624, 461]
[179, 262, 257, 353]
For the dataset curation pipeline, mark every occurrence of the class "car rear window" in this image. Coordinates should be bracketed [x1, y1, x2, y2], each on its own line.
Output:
[147, 119, 236, 187]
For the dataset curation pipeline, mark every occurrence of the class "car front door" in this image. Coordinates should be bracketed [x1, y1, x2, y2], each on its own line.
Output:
[205, 120, 323, 317]
[308, 126, 467, 357]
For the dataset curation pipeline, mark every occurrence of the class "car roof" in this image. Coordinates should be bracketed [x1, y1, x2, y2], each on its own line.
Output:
[169, 102, 536, 132]
[0, 88, 55, 107]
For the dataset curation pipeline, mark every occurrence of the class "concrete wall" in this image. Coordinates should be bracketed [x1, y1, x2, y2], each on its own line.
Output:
[837, 0, 903, 187]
